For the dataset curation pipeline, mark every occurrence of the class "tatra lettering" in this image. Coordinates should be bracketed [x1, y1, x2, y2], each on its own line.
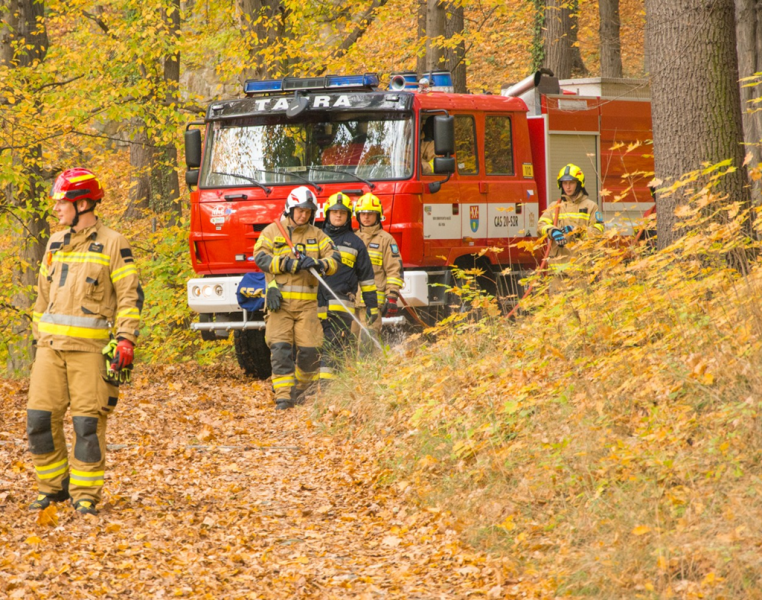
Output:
[313, 96, 330, 108]
[333, 95, 351, 108]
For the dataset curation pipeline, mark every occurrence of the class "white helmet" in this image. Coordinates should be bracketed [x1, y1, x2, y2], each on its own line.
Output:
[284, 186, 318, 224]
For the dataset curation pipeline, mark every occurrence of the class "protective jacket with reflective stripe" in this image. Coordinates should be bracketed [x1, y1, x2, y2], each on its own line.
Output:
[537, 193, 604, 270]
[253, 218, 339, 309]
[355, 223, 404, 307]
[33, 219, 143, 352]
[318, 223, 378, 311]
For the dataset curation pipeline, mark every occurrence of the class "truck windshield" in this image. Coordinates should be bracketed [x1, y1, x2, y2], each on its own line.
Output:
[200, 112, 414, 188]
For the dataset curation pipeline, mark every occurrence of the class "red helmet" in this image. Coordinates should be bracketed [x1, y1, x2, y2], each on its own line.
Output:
[50, 168, 104, 203]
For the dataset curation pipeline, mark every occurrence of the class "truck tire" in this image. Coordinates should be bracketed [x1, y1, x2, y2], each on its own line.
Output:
[233, 329, 272, 379]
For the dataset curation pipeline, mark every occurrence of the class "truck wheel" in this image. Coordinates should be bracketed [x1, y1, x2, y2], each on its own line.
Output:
[233, 329, 272, 379]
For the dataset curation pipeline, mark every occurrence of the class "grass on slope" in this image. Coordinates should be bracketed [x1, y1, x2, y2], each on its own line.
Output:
[315, 186, 762, 597]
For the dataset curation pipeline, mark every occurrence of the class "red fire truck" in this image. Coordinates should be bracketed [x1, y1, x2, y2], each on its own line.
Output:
[184, 70, 654, 378]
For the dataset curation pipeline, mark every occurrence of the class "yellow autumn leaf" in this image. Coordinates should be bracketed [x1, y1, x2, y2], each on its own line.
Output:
[632, 525, 650, 536]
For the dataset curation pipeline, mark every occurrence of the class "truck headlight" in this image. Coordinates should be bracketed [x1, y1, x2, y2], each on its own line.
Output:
[202, 284, 213, 297]
[214, 284, 224, 296]
[191, 285, 201, 297]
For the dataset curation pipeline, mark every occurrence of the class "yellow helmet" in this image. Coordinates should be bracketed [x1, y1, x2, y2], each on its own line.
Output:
[354, 193, 384, 222]
[557, 163, 585, 189]
[324, 191, 353, 214]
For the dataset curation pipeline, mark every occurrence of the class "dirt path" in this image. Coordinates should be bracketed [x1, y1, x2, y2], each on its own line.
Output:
[0, 364, 540, 599]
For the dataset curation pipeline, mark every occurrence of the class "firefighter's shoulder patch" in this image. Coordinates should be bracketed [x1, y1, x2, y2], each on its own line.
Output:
[595, 211, 603, 223]
[391, 244, 399, 254]
[307, 238, 317, 244]
[89, 242, 104, 253]
[369, 242, 380, 249]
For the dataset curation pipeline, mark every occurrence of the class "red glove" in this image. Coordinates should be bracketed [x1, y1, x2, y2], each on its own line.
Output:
[381, 295, 399, 317]
[113, 338, 134, 370]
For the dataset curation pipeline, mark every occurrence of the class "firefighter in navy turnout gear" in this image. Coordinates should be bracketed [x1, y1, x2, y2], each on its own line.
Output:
[537, 164, 605, 291]
[318, 193, 378, 382]
[353, 193, 404, 335]
[27, 168, 143, 516]
[253, 186, 340, 410]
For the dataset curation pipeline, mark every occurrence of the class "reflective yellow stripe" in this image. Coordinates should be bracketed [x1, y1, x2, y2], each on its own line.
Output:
[32, 312, 42, 323]
[360, 283, 376, 293]
[272, 375, 295, 389]
[306, 244, 319, 252]
[111, 264, 138, 283]
[376, 291, 386, 303]
[117, 307, 140, 319]
[558, 212, 591, 220]
[387, 278, 404, 287]
[319, 368, 336, 380]
[40, 263, 49, 277]
[53, 251, 110, 266]
[70, 471, 104, 486]
[340, 252, 357, 267]
[282, 291, 317, 301]
[36, 458, 69, 479]
[38, 322, 110, 340]
[327, 300, 351, 313]
[255, 236, 273, 250]
[68, 174, 95, 183]
[593, 223, 604, 232]
[295, 367, 318, 382]
[318, 237, 332, 251]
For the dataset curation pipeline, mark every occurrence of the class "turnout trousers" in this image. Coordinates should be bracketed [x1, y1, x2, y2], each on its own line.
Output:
[265, 304, 323, 403]
[27, 347, 119, 504]
[319, 310, 355, 383]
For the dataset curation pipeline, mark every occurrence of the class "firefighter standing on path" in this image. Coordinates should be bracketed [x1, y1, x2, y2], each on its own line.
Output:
[538, 164, 605, 290]
[353, 193, 404, 336]
[253, 186, 340, 410]
[318, 193, 378, 383]
[27, 168, 143, 516]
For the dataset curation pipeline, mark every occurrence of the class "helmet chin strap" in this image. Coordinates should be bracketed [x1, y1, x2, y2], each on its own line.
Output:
[71, 201, 95, 228]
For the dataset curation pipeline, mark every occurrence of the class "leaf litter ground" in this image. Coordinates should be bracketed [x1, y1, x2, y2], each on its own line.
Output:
[0, 364, 540, 599]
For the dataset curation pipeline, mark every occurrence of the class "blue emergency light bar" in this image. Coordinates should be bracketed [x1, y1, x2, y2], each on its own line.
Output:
[423, 71, 454, 92]
[244, 74, 380, 95]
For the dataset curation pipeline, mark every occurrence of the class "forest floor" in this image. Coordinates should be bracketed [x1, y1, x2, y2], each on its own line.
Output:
[0, 363, 550, 599]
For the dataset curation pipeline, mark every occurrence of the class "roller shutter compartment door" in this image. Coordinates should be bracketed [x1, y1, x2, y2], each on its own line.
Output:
[547, 134, 600, 203]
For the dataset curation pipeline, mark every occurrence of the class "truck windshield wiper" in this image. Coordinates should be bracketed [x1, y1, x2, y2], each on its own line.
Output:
[249, 168, 323, 193]
[211, 172, 272, 195]
[306, 166, 375, 190]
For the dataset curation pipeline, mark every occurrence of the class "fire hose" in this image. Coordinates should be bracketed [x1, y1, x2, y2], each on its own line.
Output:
[274, 219, 384, 352]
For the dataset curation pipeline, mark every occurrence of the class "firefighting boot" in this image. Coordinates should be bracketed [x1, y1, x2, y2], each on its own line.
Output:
[28, 477, 70, 510]
[275, 400, 294, 410]
[72, 498, 98, 516]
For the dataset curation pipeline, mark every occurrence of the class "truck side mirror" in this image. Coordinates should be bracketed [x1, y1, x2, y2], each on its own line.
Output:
[185, 129, 202, 169]
[433, 115, 454, 156]
[186, 170, 200, 187]
[433, 157, 455, 175]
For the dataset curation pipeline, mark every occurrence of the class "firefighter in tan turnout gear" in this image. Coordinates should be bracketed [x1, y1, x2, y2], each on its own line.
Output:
[254, 186, 340, 410]
[537, 164, 605, 287]
[353, 193, 404, 334]
[27, 168, 143, 516]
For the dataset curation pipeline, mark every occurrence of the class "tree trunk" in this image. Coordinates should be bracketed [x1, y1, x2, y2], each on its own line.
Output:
[124, 119, 153, 220]
[151, 0, 181, 222]
[416, 0, 426, 77]
[530, 0, 545, 72]
[599, 0, 623, 78]
[445, 1, 466, 92]
[543, 0, 573, 79]
[735, 0, 762, 203]
[237, 0, 288, 80]
[1, 0, 49, 373]
[424, 0, 446, 72]
[645, 0, 751, 257]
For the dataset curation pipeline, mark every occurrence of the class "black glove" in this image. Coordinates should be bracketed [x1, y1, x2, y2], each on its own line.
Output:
[549, 228, 567, 247]
[381, 295, 399, 317]
[298, 255, 318, 272]
[266, 286, 282, 312]
[366, 307, 379, 325]
[280, 256, 299, 274]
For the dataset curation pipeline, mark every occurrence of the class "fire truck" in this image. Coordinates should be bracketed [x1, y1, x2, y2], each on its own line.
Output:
[183, 70, 654, 378]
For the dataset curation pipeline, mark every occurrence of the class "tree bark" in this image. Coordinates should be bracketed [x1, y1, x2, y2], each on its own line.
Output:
[0, 0, 49, 373]
[645, 0, 751, 257]
[151, 0, 181, 222]
[237, 0, 289, 80]
[735, 0, 762, 203]
[416, 0, 427, 76]
[599, 0, 623, 78]
[124, 119, 153, 220]
[543, 0, 573, 79]
[424, 0, 446, 72]
[445, 1, 466, 92]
